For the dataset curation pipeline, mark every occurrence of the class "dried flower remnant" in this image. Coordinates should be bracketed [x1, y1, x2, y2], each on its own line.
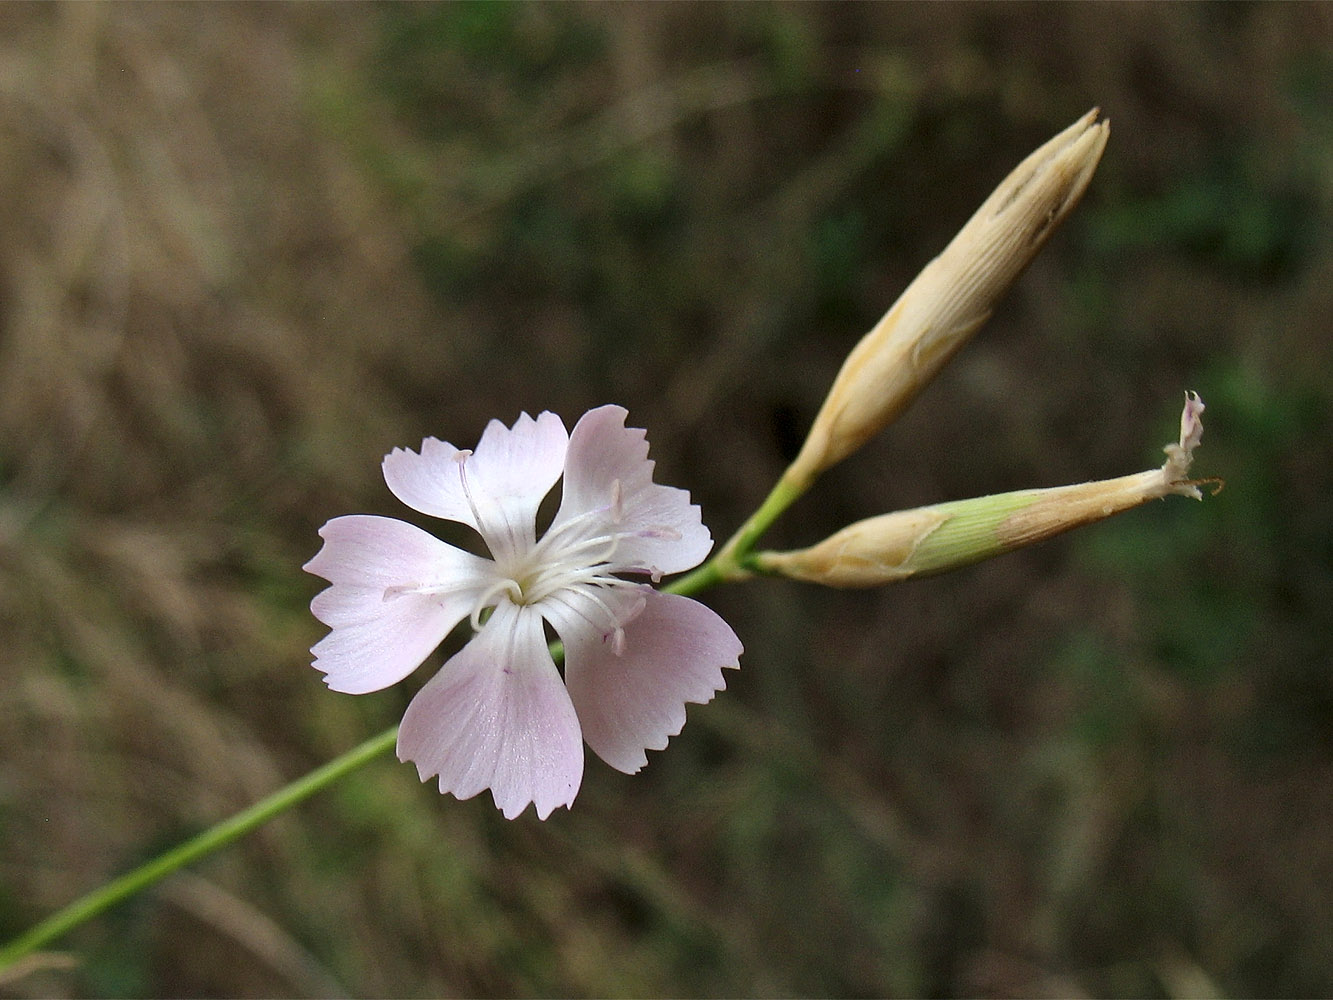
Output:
[784, 110, 1110, 494]
[304, 406, 743, 819]
[758, 393, 1209, 588]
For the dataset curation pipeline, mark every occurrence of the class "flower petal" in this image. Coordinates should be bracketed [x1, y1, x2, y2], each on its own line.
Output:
[380, 436, 474, 525]
[560, 590, 742, 774]
[397, 600, 584, 820]
[551, 405, 712, 577]
[304, 515, 492, 694]
[382, 412, 568, 553]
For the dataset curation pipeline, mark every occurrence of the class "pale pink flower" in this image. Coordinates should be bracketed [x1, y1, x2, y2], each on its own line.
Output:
[304, 406, 743, 819]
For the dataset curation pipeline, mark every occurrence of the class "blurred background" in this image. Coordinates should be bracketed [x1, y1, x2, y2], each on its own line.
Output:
[1, 3, 1329, 997]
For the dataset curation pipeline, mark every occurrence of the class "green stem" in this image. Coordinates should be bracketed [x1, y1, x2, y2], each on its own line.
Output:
[709, 470, 808, 574]
[0, 725, 399, 972]
[661, 555, 726, 597]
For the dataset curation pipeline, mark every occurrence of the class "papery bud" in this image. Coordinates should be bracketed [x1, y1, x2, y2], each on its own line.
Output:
[759, 393, 1207, 588]
[784, 110, 1110, 493]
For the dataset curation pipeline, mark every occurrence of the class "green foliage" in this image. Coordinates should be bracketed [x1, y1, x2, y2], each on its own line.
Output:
[1088, 158, 1317, 281]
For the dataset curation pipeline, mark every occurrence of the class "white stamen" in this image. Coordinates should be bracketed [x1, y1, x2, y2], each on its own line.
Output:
[453, 450, 484, 527]
[470, 577, 522, 630]
[544, 582, 645, 656]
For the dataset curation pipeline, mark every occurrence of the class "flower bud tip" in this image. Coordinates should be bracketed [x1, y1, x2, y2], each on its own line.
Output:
[1162, 391, 1205, 499]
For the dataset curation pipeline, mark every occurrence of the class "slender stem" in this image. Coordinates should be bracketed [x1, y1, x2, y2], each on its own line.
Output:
[659, 465, 808, 600]
[710, 470, 808, 572]
[0, 725, 399, 972]
[661, 555, 726, 597]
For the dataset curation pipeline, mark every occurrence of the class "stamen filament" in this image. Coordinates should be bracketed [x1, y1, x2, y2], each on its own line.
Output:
[470, 577, 522, 630]
[544, 583, 643, 653]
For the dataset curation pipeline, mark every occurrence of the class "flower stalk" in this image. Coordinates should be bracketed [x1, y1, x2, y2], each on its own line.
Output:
[0, 726, 399, 976]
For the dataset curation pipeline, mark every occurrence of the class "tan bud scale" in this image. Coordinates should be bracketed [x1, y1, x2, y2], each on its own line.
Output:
[761, 394, 1207, 588]
[785, 110, 1110, 492]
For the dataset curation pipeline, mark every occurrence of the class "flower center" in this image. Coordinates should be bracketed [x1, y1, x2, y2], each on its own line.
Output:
[472, 477, 679, 653]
